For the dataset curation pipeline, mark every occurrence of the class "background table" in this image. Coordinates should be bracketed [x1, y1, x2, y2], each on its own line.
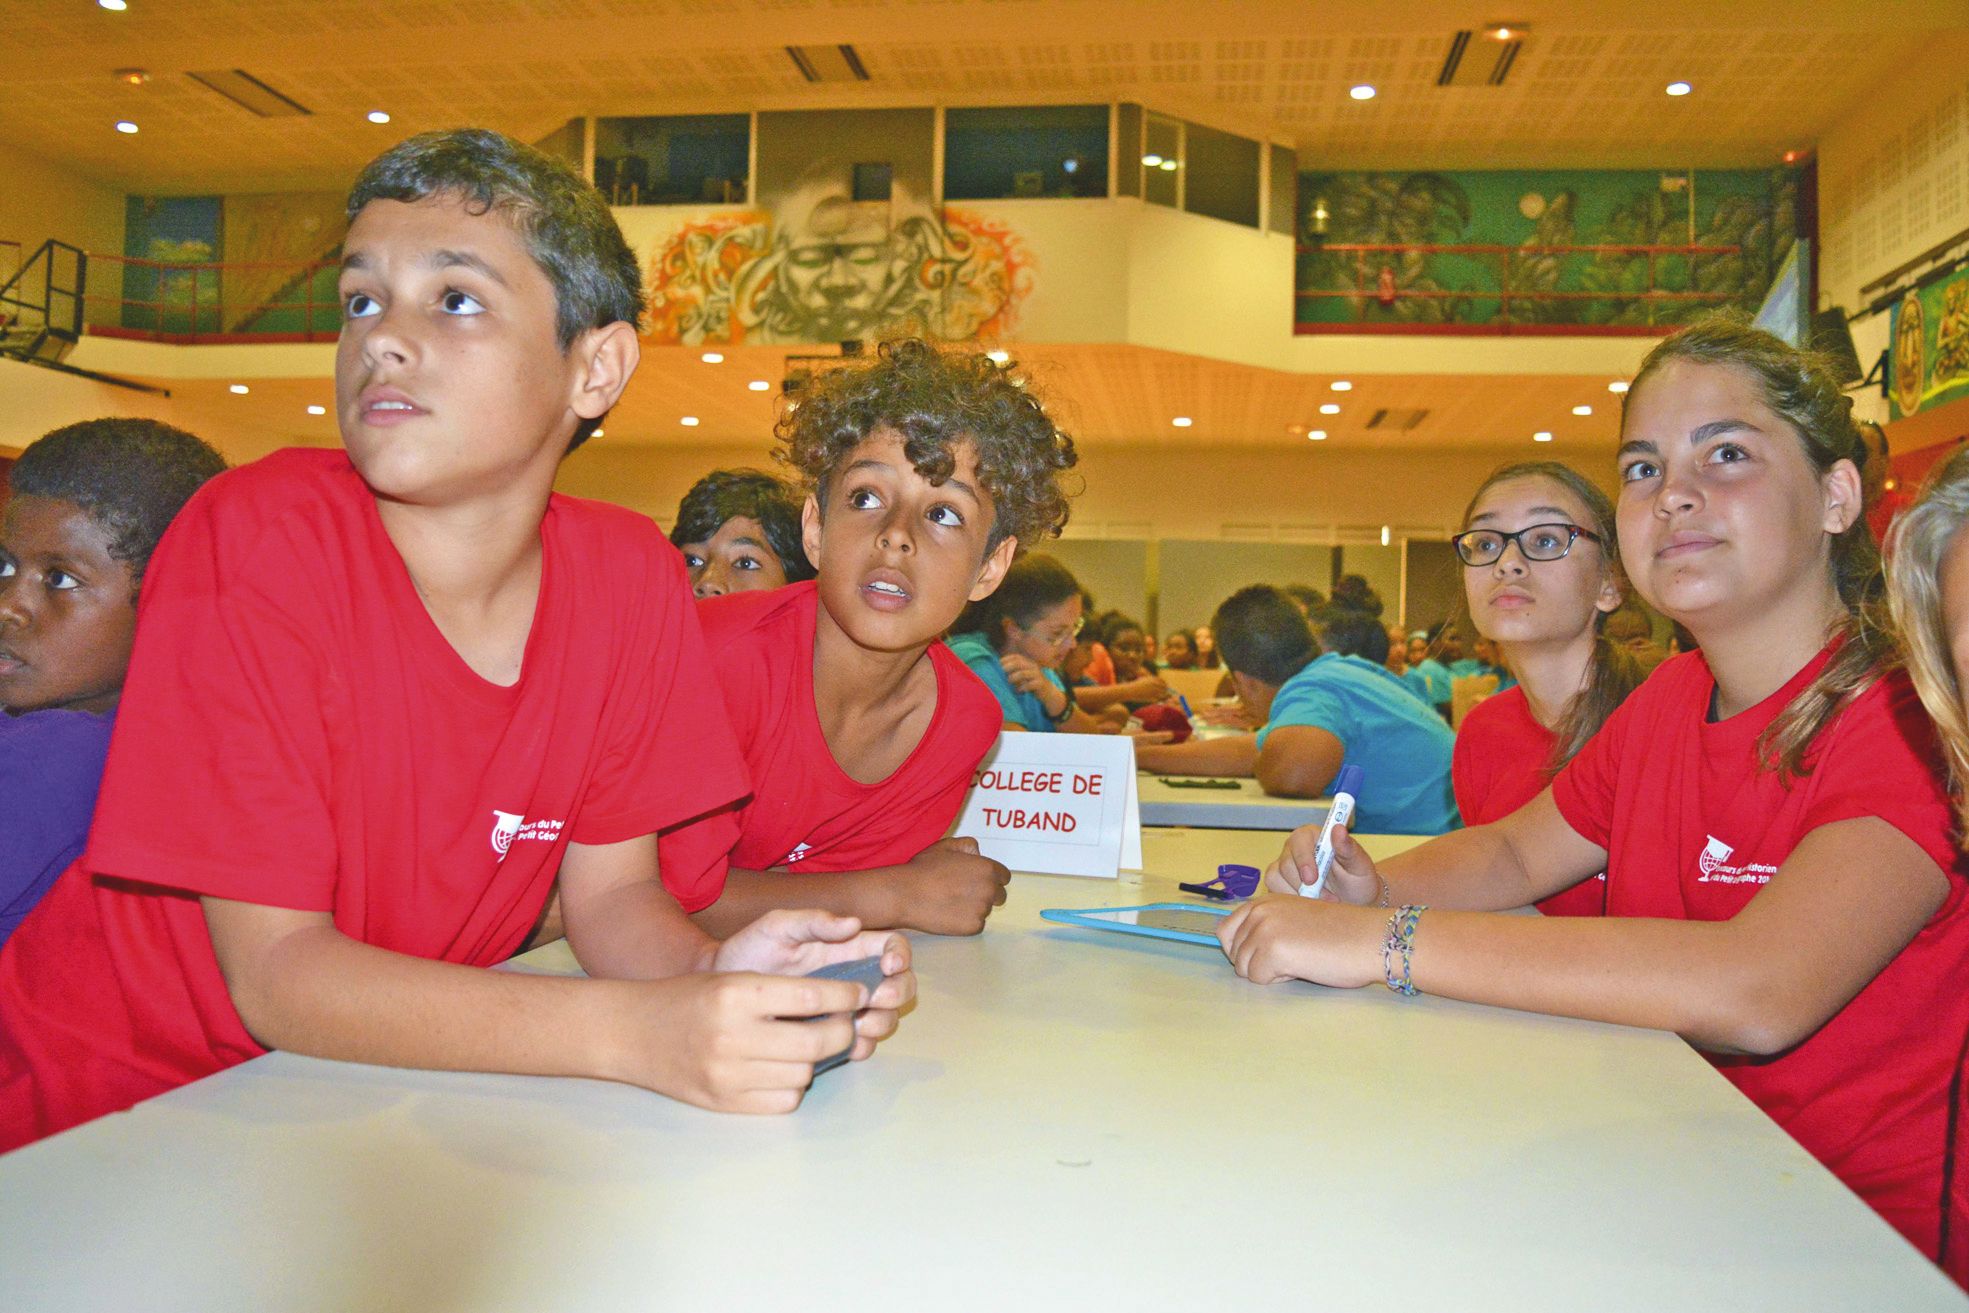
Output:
[2, 828, 1961, 1311]
[1137, 771, 1331, 830]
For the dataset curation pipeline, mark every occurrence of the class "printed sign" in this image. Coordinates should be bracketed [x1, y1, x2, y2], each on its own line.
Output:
[951, 733, 1142, 879]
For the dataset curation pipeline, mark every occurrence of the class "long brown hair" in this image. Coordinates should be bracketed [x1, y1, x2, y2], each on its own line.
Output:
[1886, 446, 1969, 834]
[1461, 460, 1645, 771]
[1623, 315, 1889, 779]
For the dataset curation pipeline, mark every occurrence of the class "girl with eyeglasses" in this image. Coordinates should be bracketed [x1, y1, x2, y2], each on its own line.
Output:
[947, 553, 1121, 734]
[1220, 317, 1969, 1281]
[1449, 462, 1646, 916]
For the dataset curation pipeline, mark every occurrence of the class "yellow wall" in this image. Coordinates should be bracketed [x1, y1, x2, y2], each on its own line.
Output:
[0, 141, 125, 287]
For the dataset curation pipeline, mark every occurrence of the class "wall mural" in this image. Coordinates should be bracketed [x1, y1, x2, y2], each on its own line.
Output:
[1890, 262, 1969, 420]
[1294, 167, 1798, 332]
[643, 181, 1032, 346]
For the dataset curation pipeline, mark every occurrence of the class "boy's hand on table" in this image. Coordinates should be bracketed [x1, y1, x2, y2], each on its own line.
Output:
[890, 836, 1010, 935]
[712, 911, 915, 1059]
[601, 971, 867, 1113]
[1216, 896, 1385, 989]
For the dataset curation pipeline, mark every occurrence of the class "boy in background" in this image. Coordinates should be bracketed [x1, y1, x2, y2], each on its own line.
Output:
[671, 341, 1079, 937]
[0, 129, 910, 1150]
[0, 419, 225, 946]
[1138, 589, 1458, 834]
[670, 467, 814, 598]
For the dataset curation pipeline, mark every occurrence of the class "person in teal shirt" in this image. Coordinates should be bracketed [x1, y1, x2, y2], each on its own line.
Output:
[947, 553, 1113, 734]
[1403, 629, 1455, 715]
[1138, 591, 1458, 834]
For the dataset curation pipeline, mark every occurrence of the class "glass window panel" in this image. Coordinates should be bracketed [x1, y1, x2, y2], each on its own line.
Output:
[594, 114, 749, 206]
[1185, 123, 1260, 228]
[943, 105, 1109, 200]
[1143, 114, 1181, 208]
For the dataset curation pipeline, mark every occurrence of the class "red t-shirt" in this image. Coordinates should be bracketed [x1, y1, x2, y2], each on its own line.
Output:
[1552, 647, 1969, 1272]
[1452, 686, 1605, 917]
[659, 581, 1001, 888]
[0, 449, 748, 1149]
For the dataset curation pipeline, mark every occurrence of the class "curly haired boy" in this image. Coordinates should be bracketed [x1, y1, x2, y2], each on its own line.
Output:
[665, 338, 1079, 936]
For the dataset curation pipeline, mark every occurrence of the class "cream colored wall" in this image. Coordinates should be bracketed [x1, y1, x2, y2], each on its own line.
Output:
[553, 436, 1567, 540]
[0, 141, 124, 260]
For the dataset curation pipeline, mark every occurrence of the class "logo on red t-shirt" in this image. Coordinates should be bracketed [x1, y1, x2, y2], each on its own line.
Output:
[783, 842, 814, 865]
[490, 810, 565, 858]
[1697, 834, 1775, 885]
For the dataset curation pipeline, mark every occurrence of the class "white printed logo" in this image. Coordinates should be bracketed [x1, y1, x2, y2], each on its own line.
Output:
[489, 810, 565, 859]
[784, 842, 814, 865]
[1696, 834, 1776, 885]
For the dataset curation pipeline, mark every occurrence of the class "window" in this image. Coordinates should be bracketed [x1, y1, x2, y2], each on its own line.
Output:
[943, 105, 1109, 201]
[1184, 123, 1260, 228]
[593, 115, 749, 206]
[1142, 114, 1181, 208]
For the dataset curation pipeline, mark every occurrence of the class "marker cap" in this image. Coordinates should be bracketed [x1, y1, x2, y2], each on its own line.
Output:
[1333, 764, 1365, 800]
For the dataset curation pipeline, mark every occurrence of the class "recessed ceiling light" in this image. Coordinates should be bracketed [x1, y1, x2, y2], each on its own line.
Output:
[1572, 404, 1593, 416]
[1308, 429, 1327, 441]
[1142, 154, 1164, 168]
[1666, 81, 1692, 97]
[1350, 84, 1377, 101]
[748, 379, 771, 392]
[1171, 416, 1193, 428]
[1608, 380, 1630, 394]
[228, 383, 249, 394]
[1319, 402, 1341, 415]
[1533, 431, 1554, 442]
[680, 416, 699, 427]
[1330, 380, 1352, 391]
[99, 0, 127, 10]
[306, 404, 325, 416]
[367, 110, 391, 124]
[986, 349, 1010, 364]
[115, 120, 139, 134]
[700, 350, 724, 364]
[114, 68, 150, 86]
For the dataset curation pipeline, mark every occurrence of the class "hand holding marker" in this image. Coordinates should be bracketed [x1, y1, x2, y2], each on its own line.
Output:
[1298, 765, 1364, 899]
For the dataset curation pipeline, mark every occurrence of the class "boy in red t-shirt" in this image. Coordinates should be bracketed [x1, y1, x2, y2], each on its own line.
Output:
[0, 129, 913, 1149]
[668, 341, 1079, 937]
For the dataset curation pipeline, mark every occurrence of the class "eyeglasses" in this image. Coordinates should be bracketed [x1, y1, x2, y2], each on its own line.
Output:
[1022, 615, 1086, 648]
[1451, 523, 1601, 567]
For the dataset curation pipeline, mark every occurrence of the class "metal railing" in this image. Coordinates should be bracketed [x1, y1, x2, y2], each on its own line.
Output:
[1295, 241, 1746, 335]
[82, 250, 341, 344]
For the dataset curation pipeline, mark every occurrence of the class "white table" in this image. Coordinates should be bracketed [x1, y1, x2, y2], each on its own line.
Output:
[1, 828, 1961, 1311]
[1138, 771, 1331, 830]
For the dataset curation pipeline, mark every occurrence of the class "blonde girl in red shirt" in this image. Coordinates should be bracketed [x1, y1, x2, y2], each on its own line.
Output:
[1449, 461, 1646, 915]
[1222, 316, 1969, 1278]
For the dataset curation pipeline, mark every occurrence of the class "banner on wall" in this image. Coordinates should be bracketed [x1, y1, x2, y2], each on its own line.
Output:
[1891, 263, 1969, 420]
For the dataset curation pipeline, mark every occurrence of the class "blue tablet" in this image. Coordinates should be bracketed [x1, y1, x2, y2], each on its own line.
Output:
[1039, 901, 1234, 947]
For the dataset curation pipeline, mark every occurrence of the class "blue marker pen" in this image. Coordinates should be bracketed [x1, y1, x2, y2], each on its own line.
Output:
[1299, 765, 1364, 899]
[1177, 694, 1195, 719]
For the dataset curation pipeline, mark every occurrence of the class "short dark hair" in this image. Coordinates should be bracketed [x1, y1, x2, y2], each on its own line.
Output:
[10, 418, 226, 591]
[346, 128, 643, 451]
[668, 468, 814, 582]
[1099, 612, 1145, 646]
[1311, 603, 1389, 663]
[1282, 583, 1326, 615]
[1212, 585, 1319, 687]
[955, 551, 1079, 650]
[779, 339, 1079, 553]
[1330, 573, 1384, 617]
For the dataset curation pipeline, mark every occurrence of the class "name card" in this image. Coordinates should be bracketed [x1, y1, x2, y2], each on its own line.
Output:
[952, 733, 1142, 879]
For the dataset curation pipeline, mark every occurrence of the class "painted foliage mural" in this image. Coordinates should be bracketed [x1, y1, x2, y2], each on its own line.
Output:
[1294, 167, 1799, 332]
[1890, 263, 1969, 420]
[642, 182, 1032, 347]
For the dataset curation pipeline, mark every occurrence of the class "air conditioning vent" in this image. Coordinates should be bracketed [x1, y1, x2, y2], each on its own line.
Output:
[187, 69, 311, 117]
[1437, 30, 1523, 88]
[786, 45, 870, 83]
[1365, 407, 1430, 430]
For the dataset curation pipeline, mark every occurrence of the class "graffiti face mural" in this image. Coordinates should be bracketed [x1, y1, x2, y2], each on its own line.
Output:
[643, 181, 1031, 347]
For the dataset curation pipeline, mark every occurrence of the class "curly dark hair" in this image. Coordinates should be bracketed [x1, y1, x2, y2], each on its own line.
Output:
[777, 338, 1079, 553]
[10, 417, 227, 591]
[347, 128, 642, 452]
[668, 468, 815, 582]
[953, 552, 1080, 650]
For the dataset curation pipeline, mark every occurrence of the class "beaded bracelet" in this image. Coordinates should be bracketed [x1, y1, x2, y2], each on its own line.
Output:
[1381, 904, 1428, 996]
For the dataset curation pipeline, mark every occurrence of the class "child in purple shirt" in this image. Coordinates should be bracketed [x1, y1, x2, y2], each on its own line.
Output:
[0, 418, 224, 944]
